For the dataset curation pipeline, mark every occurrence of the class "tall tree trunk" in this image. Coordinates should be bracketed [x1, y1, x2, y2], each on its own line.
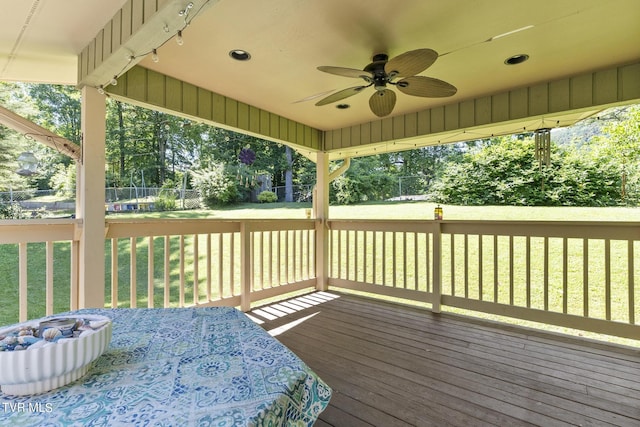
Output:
[116, 101, 126, 183]
[285, 146, 293, 202]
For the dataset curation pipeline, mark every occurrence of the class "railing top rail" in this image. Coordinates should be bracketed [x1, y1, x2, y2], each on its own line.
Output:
[105, 218, 315, 238]
[327, 219, 640, 240]
[0, 218, 81, 226]
[0, 219, 81, 244]
[441, 220, 640, 240]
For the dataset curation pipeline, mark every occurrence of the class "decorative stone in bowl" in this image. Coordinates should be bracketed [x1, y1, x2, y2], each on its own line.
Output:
[0, 315, 111, 396]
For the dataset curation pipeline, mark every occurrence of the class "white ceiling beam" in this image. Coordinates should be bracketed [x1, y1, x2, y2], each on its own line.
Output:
[0, 104, 80, 160]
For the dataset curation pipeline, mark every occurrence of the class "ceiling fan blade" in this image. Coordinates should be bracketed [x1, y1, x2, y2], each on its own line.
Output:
[317, 66, 373, 79]
[315, 85, 369, 106]
[385, 49, 438, 78]
[369, 89, 397, 117]
[396, 76, 457, 97]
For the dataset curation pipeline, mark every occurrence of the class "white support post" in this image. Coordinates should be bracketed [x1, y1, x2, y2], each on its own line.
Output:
[240, 222, 252, 311]
[432, 222, 442, 313]
[315, 152, 330, 291]
[78, 86, 106, 309]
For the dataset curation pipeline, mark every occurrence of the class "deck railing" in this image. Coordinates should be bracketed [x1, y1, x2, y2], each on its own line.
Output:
[0, 219, 81, 324]
[105, 218, 316, 311]
[1, 217, 638, 340]
[327, 219, 639, 340]
[0, 218, 315, 324]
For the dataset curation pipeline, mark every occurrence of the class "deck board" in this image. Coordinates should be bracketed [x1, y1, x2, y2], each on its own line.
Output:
[250, 292, 640, 427]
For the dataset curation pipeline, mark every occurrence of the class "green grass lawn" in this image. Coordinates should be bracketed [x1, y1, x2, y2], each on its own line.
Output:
[112, 201, 640, 221]
[2, 202, 639, 347]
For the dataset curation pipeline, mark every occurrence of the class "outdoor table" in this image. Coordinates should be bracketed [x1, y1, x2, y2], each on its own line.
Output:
[0, 306, 331, 426]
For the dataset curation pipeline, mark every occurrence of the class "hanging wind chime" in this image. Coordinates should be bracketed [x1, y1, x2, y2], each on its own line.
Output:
[535, 129, 551, 190]
[238, 146, 257, 188]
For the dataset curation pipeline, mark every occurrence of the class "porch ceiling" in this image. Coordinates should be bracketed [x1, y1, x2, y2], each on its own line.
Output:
[139, 0, 640, 132]
[0, 0, 127, 84]
[1, 0, 639, 156]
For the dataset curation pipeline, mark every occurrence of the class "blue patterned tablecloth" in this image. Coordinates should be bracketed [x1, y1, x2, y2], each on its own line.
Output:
[0, 307, 331, 426]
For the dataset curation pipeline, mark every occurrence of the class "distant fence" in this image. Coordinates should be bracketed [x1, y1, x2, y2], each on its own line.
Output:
[0, 188, 201, 212]
[105, 187, 200, 211]
[0, 189, 44, 203]
[0, 185, 313, 213]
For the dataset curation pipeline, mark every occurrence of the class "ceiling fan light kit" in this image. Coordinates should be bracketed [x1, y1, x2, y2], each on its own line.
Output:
[315, 48, 457, 117]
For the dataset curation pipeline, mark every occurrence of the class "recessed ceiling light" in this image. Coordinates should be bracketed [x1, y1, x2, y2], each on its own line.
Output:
[229, 49, 251, 61]
[505, 54, 529, 65]
[336, 104, 350, 110]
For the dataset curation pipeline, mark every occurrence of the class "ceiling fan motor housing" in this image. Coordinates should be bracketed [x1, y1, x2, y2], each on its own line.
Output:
[364, 54, 390, 91]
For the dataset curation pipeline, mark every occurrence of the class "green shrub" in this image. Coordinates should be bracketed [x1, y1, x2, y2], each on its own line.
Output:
[0, 203, 45, 219]
[190, 163, 240, 208]
[154, 193, 177, 211]
[257, 191, 277, 203]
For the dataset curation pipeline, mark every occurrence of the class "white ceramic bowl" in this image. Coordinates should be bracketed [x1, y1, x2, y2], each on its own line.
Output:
[0, 315, 112, 396]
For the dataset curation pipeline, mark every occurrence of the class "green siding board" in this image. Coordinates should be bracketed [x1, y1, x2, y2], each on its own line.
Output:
[431, 107, 445, 133]
[165, 78, 182, 111]
[405, 113, 418, 137]
[131, 0, 144, 33]
[620, 63, 640, 100]
[237, 102, 249, 130]
[491, 93, 509, 123]
[459, 100, 475, 128]
[571, 74, 593, 108]
[549, 79, 570, 112]
[444, 104, 459, 131]
[260, 110, 270, 136]
[324, 130, 333, 150]
[249, 106, 260, 133]
[103, 22, 112, 60]
[112, 12, 122, 51]
[351, 124, 361, 146]
[79, 47, 88, 83]
[417, 110, 431, 135]
[279, 117, 288, 140]
[370, 120, 382, 143]
[95, 32, 103, 68]
[143, 0, 157, 22]
[475, 97, 491, 125]
[270, 114, 280, 139]
[212, 94, 226, 123]
[328, 130, 339, 149]
[226, 99, 238, 127]
[529, 84, 549, 116]
[182, 83, 198, 116]
[341, 127, 350, 147]
[147, 71, 165, 106]
[288, 121, 297, 144]
[509, 88, 528, 119]
[593, 68, 618, 105]
[381, 118, 393, 141]
[392, 116, 405, 139]
[121, 1, 132, 45]
[360, 123, 371, 148]
[126, 67, 147, 101]
[197, 88, 212, 121]
[297, 123, 305, 146]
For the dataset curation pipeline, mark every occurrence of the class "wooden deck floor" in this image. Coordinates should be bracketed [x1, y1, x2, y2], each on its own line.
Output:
[248, 292, 640, 427]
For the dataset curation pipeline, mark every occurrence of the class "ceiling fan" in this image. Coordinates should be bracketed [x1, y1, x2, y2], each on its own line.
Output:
[315, 48, 457, 117]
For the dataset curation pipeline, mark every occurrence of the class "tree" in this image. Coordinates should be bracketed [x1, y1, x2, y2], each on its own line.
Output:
[432, 136, 623, 206]
[23, 84, 80, 189]
[0, 82, 40, 191]
[330, 156, 395, 204]
[589, 105, 640, 204]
